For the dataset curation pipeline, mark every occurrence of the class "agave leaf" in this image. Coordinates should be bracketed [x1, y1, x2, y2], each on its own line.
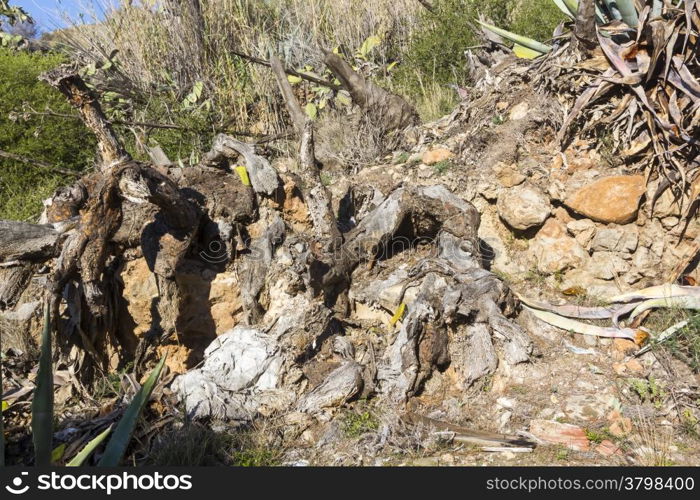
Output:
[552, 0, 576, 19]
[51, 443, 66, 464]
[629, 296, 700, 321]
[609, 284, 700, 303]
[97, 356, 166, 466]
[604, 0, 639, 26]
[31, 303, 53, 467]
[513, 44, 543, 60]
[523, 306, 637, 339]
[558, 72, 614, 143]
[515, 292, 618, 319]
[67, 425, 112, 466]
[563, 0, 607, 23]
[476, 21, 551, 54]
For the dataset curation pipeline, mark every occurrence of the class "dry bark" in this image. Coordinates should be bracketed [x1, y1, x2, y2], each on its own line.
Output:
[323, 51, 419, 133]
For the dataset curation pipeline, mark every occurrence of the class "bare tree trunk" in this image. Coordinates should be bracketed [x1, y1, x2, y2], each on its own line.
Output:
[40, 68, 130, 170]
[575, 0, 597, 50]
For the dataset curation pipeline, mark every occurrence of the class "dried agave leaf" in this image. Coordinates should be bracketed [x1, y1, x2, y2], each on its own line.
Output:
[523, 306, 637, 339]
[628, 295, 700, 320]
[516, 293, 619, 319]
[609, 284, 700, 303]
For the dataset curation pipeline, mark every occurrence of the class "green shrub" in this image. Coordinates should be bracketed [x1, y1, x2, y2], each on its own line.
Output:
[508, 0, 567, 43]
[0, 48, 95, 221]
[395, 0, 511, 90]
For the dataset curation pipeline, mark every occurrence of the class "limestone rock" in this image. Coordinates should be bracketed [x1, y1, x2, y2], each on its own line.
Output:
[529, 219, 588, 273]
[509, 102, 529, 121]
[497, 184, 551, 231]
[588, 252, 631, 280]
[496, 164, 526, 188]
[567, 219, 597, 247]
[565, 175, 646, 224]
[590, 225, 638, 253]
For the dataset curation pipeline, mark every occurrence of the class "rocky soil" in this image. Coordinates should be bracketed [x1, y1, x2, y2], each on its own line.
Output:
[2, 60, 700, 467]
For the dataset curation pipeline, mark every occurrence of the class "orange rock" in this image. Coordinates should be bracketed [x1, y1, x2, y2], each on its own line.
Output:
[607, 409, 622, 422]
[564, 175, 646, 224]
[553, 206, 573, 223]
[282, 179, 310, 228]
[551, 154, 564, 170]
[157, 344, 190, 375]
[609, 417, 633, 437]
[530, 419, 590, 451]
[422, 148, 454, 165]
[613, 338, 638, 354]
[596, 439, 623, 457]
[625, 359, 644, 374]
[613, 362, 627, 375]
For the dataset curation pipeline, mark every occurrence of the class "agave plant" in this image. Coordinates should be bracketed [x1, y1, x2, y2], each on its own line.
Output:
[0, 303, 167, 466]
[481, 0, 700, 229]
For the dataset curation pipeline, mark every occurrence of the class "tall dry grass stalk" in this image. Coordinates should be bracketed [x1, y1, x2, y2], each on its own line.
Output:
[52, 0, 422, 133]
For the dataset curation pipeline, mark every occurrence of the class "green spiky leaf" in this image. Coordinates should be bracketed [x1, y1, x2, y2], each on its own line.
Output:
[513, 44, 544, 59]
[552, 0, 576, 18]
[97, 356, 166, 466]
[67, 426, 112, 466]
[51, 443, 66, 464]
[477, 20, 552, 55]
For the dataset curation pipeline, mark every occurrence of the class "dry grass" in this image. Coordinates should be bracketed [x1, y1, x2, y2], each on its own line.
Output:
[52, 0, 422, 134]
[629, 411, 674, 466]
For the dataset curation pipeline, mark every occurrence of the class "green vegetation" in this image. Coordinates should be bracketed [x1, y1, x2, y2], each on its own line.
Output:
[508, 0, 566, 43]
[433, 159, 453, 175]
[628, 377, 666, 409]
[394, 0, 509, 90]
[585, 427, 612, 444]
[342, 410, 380, 438]
[147, 423, 282, 466]
[0, 48, 95, 220]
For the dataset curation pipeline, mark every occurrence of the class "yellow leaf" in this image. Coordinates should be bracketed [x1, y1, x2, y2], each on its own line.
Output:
[390, 303, 407, 326]
[513, 44, 543, 60]
[304, 102, 317, 120]
[1, 400, 9, 412]
[51, 443, 66, 464]
[234, 166, 251, 186]
[287, 75, 302, 84]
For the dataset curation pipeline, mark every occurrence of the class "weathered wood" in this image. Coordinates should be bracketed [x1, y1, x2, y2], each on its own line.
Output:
[0, 221, 61, 263]
[40, 65, 130, 170]
[0, 264, 35, 310]
[323, 51, 419, 133]
[575, 0, 597, 49]
[231, 49, 341, 91]
[270, 54, 307, 134]
[200, 134, 279, 196]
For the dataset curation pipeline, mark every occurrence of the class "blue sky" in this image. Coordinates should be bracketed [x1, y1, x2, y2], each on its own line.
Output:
[14, 0, 108, 31]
